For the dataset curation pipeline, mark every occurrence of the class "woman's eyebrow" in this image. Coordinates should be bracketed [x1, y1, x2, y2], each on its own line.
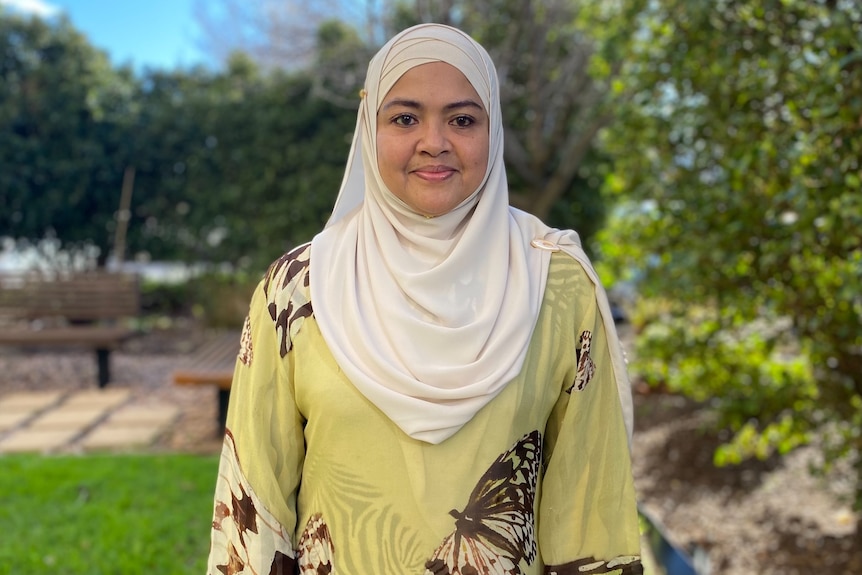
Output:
[380, 98, 421, 111]
[445, 99, 484, 112]
[380, 98, 484, 112]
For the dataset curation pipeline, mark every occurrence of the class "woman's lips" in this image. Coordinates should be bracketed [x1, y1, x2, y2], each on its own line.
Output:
[412, 166, 456, 182]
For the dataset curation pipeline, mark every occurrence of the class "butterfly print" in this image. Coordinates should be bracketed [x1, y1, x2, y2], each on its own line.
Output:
[217, 542, 245, 575]
[210, 431, 296, 575]
[239, 315, 253, 366]
[567, 330, 595, 393]
[297, 513, 336, 575]
[424, 430, 542, 575]
[268, 551, 296, 575]
[231, 484, 259, 546]
[264, 243, 313, 358]
[545, 554, 643, 575]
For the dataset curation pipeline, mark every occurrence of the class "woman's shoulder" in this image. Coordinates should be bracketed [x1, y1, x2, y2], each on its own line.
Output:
[256, 243, 314, 357]
[547, 249, 594, 290]
[262, 242, 312, 301]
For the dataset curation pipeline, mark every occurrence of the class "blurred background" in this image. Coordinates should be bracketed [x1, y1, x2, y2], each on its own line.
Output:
[0, 0, 860, 573]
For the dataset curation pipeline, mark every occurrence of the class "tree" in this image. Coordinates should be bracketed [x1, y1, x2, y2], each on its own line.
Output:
[0, 10, 356, 272]
[192, 0, 385, 70]
[596, 0, 862, 507]
[192, 0, 630, 246]
[0, 10, 137, 266]
[123, 65, 220, 264]
[129, 55, 357, 271]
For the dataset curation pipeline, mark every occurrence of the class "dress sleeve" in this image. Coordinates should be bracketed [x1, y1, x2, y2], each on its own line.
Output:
[539, 265, 643, 575]
[207, 248, 312, 575]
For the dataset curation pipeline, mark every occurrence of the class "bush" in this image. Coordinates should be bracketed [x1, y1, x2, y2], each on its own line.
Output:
[187, 271, 259, 329]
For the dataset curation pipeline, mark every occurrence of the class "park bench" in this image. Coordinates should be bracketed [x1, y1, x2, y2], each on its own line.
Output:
[0, 270, 141, 387]
[172, 330, 240, 433]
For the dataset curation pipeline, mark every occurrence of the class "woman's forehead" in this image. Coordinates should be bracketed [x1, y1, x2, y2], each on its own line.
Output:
[378, 60, 489, 111]
[384, 62, 480, 97]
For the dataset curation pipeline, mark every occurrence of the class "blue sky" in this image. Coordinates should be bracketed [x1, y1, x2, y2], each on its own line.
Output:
[0, 0, 211, 70]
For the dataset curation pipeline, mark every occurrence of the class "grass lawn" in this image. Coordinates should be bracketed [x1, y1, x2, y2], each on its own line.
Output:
[0, 452, 219, 575]
[0, 452, 673, 574]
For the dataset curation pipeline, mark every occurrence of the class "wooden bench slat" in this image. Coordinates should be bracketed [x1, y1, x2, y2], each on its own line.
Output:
[172, 331, 240, 432]
[0, 327, 137, 347]
[173, 332, 239, 390]
[0, 271, 141, 387]
[173, 369, 235, 389]
[0, 272, 140, 321]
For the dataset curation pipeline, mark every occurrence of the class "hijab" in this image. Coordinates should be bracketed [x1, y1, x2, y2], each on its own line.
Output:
[310, 23, 632, 444]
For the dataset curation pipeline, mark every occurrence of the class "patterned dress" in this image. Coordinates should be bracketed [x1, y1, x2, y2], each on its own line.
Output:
[207, 243, 643, 575]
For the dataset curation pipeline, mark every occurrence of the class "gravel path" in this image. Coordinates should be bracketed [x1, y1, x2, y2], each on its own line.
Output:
[0, 328, 859, 573]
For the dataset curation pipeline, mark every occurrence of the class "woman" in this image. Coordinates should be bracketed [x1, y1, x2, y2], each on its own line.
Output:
[207, 23, 642, 575]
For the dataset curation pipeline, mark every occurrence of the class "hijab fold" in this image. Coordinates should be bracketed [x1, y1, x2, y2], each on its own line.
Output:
[310, 24, 632, 444]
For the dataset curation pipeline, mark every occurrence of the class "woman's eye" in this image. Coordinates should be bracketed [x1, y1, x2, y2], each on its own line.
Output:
[452, 115, 475, 127]
[393, 114, 417, 126]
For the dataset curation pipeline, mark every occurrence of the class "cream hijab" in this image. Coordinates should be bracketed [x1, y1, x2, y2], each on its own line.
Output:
[310, 23, 632, 444]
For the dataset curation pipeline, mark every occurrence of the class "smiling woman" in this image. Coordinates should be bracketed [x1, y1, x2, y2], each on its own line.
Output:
[376, 61, 490, 217]
[206, 23, 642, 575]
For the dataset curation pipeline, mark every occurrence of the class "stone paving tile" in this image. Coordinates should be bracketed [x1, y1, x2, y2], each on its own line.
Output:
[0, 402, 41, 418]
[80, 424, 165, 451]
[0, 389, 183, 453]
[28, 407, 107, 431]
[0, 428, 80, 453]
[0, 390, 66, 410]
[107, 405, 181, 427]
[0, 411, 34, 431]
[62, 388, 132, 409]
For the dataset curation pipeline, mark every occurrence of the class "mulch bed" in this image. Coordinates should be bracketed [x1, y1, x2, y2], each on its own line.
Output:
[632, 389, 861, 574]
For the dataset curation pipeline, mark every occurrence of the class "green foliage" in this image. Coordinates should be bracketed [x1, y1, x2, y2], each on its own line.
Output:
[633, 300, 817, 459]
[458, 1, 615, 242]
[1, 4, 620, 265]
[0, 453, 218, 574]
[595, 0, 862, 503]
[0, 11, 137, 264]
[187, 271, 259, 329]
[0, 12, 356, 271]
[139, 270, 259, 328]
[139, 279, 196, 317]
[130, 60, 356, 270]
[311, 19, 373, 107]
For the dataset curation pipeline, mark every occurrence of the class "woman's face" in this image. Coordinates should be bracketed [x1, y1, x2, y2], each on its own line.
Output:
[376, 62, 490, 218]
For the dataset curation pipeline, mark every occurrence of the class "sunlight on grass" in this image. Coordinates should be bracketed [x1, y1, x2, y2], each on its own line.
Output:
[0, 453, 218, 574]
[0, 452, 673, 574]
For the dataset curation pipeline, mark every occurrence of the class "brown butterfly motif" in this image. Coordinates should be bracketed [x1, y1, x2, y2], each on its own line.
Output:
[425, 430, 542, 575]
[566, 330, 595, 394]
[297, 513, 336, 575]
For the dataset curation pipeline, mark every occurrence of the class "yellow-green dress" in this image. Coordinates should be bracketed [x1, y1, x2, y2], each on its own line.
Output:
[207, 243, 643, 575]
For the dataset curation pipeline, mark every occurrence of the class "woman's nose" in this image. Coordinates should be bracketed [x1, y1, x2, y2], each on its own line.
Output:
[418, 122, 449, 156]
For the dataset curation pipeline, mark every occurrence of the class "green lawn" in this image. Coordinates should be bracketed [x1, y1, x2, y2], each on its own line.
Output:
[0, 453, 219, 575]
[0, 452, 671, 575]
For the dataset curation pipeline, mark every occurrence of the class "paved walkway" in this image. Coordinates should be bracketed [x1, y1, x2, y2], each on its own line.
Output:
[0, 389, 180, 454]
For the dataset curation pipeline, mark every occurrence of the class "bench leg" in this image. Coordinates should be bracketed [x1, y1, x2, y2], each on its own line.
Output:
[217, 388, 230, 434]
[96, 348, 110, 388]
